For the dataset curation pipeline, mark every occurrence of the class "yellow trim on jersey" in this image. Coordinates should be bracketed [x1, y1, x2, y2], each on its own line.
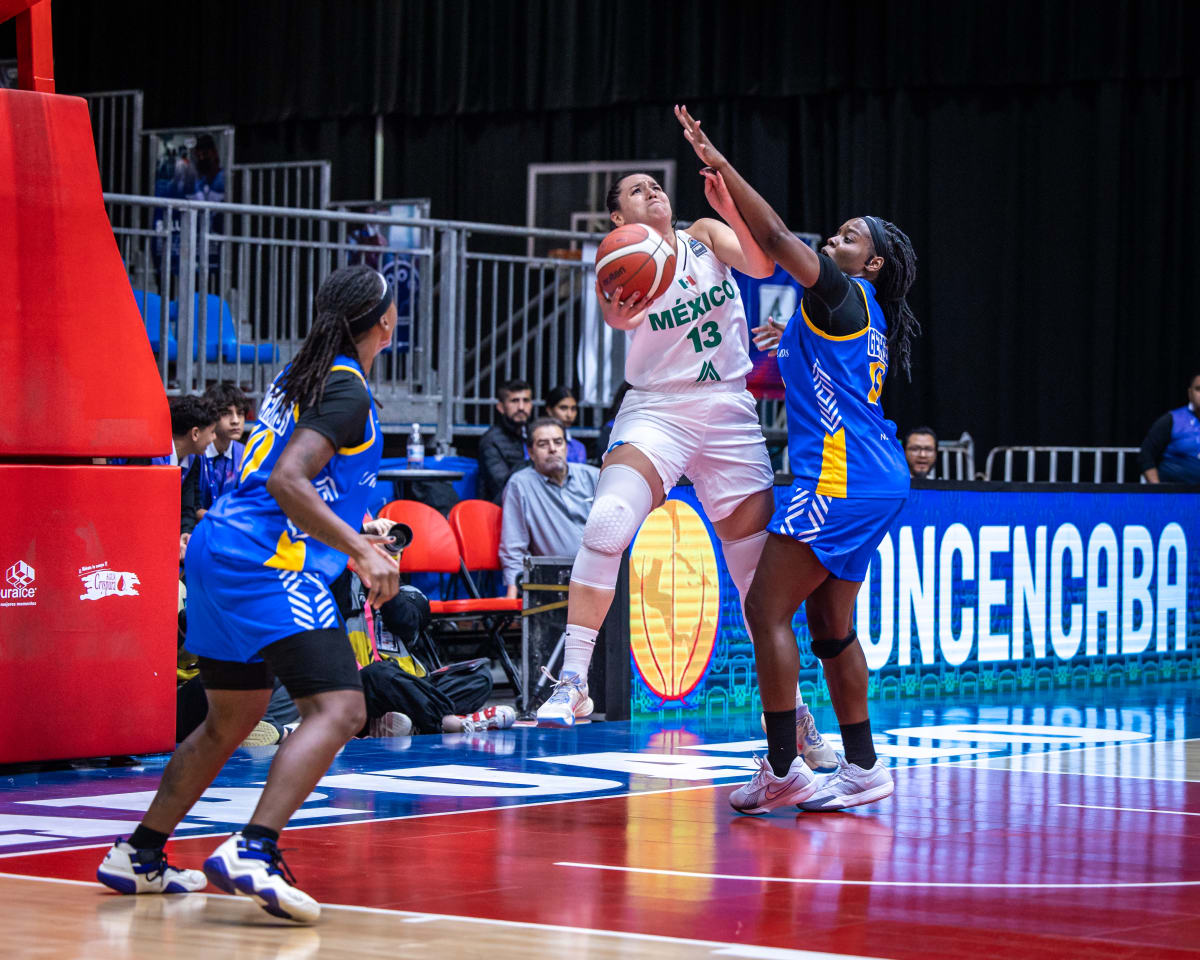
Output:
[800, 281, 873, 342]
[263, 527, 307, 571]
[328, 364, 377, 455]
[329, 364, 368, 384]
[816, 427, 848, 498]
[239, 429, 276, 484]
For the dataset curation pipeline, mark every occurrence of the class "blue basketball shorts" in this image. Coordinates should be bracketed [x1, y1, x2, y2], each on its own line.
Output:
[767, 484, 905, 582]
[184, 519, 344, 664]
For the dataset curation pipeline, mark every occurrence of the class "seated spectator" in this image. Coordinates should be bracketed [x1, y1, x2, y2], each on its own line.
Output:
[194, 381, 249, 519]
[544, 385, 588, 463]
[171, 397, 218, 536]
[500, 417, 601, 599]
[903, 426, 939, 479]
[116, 395, 216, 541]
[1140, 372, 1200, 483]
[478, 378, 532, 503]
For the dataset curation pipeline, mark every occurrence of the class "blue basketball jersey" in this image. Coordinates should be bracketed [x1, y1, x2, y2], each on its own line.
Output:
[777, 276, 908, 499]
[202, 356, 383, 581]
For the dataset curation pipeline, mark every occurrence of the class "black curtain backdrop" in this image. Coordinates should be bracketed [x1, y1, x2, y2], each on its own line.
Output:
[7, 0, 1198, 456]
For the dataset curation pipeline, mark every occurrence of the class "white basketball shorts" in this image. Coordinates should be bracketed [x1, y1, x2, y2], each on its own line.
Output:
[605, 387, 773, 521]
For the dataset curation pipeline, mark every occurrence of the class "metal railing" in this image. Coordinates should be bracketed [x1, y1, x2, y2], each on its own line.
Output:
[233, 161, 331, 210]
[82, 90, 144, 197]
[103, 193, 617, 450]
[984, 445, 1143, 483]
[939, 432, 976, 480]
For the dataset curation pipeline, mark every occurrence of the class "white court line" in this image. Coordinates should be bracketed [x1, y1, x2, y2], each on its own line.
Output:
[3, 736, 1194, 861]
[0, 871, 887, 960]
[0, 780, 725, 860]
[556, 861, 1200, 890]
[938, 736, 1200, 782]
[1057, 803, 1200, 817]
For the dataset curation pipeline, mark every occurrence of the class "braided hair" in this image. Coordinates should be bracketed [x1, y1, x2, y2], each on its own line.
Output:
[865, 218, 920, 380]
[277, 265, 383, 411]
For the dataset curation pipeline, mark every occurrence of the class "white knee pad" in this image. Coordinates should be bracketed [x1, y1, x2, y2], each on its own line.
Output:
[720, 529, 768, 601]
[570, 463, 654, 589]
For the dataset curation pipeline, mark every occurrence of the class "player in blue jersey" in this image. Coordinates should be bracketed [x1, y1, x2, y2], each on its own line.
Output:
[678, 106, 919, 815]
[97, 265, 400, 921]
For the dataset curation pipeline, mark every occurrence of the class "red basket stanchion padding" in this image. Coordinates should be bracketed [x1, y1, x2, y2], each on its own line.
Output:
[0, 89, 169, 457]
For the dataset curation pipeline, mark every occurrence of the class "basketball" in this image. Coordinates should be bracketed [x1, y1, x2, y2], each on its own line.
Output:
[595, 223, 676, 304]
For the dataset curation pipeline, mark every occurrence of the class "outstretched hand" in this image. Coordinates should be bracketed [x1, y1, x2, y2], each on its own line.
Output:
[751, 315, 788, 355]
[675, 104, 728, 170]
[700, 167, 737, 222]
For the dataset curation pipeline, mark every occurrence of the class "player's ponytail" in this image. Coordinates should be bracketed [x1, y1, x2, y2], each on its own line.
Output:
[864, 217, 920, 381]
[277, 265, 382, 411]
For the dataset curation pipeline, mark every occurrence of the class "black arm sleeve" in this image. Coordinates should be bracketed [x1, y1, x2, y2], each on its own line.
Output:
[800, 252, 869, 337]
[1139, 412, 1174, 472]
[296, 371, 371, 450]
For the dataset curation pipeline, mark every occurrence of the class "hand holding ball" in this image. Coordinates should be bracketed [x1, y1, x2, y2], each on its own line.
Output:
[595, 224, 676, 305]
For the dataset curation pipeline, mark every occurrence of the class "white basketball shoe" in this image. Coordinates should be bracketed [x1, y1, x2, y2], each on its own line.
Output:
[797, 758, 894, 811]
[729, 755, 819, 815]
[460, 704, 516, 732]
[97, 840, 207, 895]
[202, 833, 319, 923]
[535, 670, 594, 728]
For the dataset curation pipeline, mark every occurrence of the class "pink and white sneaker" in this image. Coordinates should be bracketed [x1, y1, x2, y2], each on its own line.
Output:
[729, 755, 819, 815]
[459, 705, 516, 733]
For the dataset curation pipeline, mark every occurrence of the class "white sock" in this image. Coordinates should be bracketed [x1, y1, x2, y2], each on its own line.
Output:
[795, 683, 806, 710]
[562, 624, 599, 679]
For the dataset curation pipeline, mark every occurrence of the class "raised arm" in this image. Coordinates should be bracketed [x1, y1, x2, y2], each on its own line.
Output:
[686, 171, 775, 278]
[675, 104, 820, 288]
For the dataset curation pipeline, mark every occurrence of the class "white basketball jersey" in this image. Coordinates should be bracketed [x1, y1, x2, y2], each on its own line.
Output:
[624, 230, 753, 392]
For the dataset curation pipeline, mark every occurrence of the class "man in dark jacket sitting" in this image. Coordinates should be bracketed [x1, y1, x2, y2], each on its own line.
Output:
[477, 378, 532, 503]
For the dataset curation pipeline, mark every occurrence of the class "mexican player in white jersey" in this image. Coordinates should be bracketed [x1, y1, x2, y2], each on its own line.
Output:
[536, 167, 839, 771]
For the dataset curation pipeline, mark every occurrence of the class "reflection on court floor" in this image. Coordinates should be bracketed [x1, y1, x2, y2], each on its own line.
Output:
[2, 681, 1198, 959]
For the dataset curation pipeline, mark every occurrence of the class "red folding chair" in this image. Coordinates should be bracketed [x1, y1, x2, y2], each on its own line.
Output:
[379, 499, 523, 696]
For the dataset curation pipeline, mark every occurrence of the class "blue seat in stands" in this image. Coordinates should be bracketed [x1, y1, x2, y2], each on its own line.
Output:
[131, 289, 178, 361]
[170, 294, 277, 364]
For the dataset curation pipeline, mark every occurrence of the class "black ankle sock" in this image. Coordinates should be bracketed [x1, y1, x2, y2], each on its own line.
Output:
[839, 719, 877, 769]
[128, 825, 170, 852]
[764, 709, 798, 777]
[242, 824, 280, 846]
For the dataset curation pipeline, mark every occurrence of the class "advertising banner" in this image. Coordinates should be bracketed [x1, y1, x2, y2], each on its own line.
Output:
[629, 485, 1197, 720]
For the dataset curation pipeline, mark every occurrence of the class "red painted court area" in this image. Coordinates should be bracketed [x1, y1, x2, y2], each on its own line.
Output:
[7, 761, 1200, 959]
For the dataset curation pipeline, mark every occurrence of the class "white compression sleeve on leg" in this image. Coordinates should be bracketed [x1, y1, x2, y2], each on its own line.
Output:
[569, 463, 654, 589]
[719, 529, 768, 601]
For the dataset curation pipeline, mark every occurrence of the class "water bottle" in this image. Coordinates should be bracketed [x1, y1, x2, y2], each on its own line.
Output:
[406, 423, 425, 469]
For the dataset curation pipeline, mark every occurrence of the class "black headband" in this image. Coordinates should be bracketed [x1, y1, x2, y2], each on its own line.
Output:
[863, 216, 890, 266]
[346, 272, 393, 335]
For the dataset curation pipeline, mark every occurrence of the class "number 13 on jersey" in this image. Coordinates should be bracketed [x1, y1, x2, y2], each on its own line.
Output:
[686, 320, 723, 352]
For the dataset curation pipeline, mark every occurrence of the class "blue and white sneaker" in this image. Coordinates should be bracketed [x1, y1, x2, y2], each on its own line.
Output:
[203, 833, 320, 923]
[97, 839, 207, 895]
[535, 669, 593, 728]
